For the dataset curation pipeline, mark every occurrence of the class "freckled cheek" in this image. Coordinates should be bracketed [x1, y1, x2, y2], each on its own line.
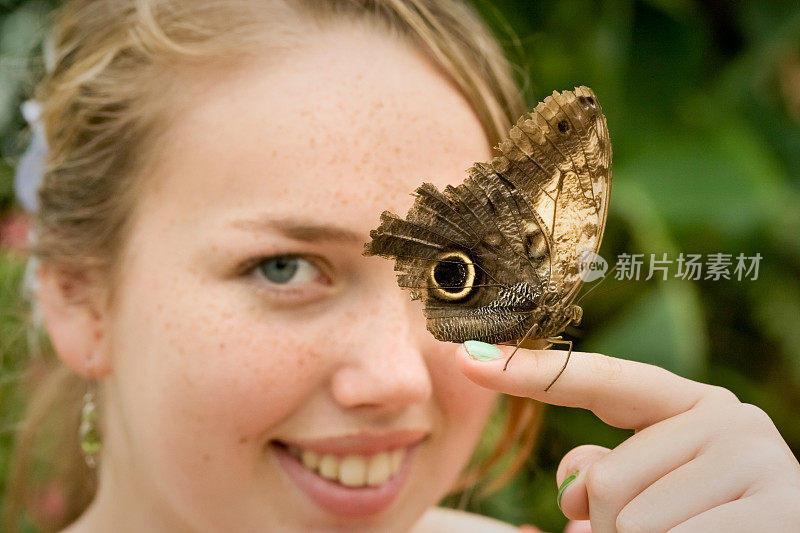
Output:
[119, 282, 328, 446]
[428, 350, 498, 433]
[170, 328, 325, 439]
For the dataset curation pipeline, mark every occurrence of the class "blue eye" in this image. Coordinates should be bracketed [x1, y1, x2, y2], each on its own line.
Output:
[257, 255, 317, 285]
[261, 256, 297, 283]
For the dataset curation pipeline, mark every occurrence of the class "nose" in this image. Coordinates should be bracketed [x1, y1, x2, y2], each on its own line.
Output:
[329, 288, 433, 413]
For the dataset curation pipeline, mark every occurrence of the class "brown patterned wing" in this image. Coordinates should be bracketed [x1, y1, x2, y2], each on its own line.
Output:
[491, 86, 612, 306]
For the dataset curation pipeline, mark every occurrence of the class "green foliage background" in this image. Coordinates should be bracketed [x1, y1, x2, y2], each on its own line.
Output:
[1, 0, 799, 531]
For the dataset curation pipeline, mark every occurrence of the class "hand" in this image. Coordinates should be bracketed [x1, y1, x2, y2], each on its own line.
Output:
[458, 343, 800, 533]
[520, 520, 592, 533]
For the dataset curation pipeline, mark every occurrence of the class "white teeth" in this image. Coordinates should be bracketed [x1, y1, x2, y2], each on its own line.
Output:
[301, 449, 320, 470]
[318, 454, 339, 480]
[284, 444, 408, 487]
[338, 456, 367, 487]
[366, 452, 391, 486]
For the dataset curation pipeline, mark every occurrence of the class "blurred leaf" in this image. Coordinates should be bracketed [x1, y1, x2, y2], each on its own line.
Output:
[0, 155, 13, 208]
[0, 2, 49, 56]
[749, 269, 800, 384]
[585, 282, 707, 377]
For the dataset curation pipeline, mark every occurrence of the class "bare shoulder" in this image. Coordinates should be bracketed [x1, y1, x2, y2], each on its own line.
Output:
[412, 507, 520, 532]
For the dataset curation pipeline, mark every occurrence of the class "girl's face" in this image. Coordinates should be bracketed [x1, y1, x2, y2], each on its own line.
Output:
[98, 24, 498, 532]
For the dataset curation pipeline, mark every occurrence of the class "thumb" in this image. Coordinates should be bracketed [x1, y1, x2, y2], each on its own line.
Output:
[519, 520, 592, 533]
[556, 445, 611, 520]
[564, 520, 592, 533]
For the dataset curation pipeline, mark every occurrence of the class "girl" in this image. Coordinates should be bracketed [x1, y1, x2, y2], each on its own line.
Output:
[5, 1, 799, 531]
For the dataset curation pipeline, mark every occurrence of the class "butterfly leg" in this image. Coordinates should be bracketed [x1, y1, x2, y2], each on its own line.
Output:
[502, 322, 539, 371]
[543, 337, 573, 392]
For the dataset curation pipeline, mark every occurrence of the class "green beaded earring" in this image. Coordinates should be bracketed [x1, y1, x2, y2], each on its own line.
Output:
[79, 383, 101, 468]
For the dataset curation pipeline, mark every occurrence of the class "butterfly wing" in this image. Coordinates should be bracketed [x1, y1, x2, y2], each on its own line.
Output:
[492, 86, 612, 307]
[364, 86, 612, 343]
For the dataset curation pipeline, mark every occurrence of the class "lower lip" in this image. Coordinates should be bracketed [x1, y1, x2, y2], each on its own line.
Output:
[271, 442, 418, 518]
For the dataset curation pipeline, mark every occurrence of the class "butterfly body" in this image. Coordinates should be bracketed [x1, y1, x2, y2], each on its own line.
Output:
[364, 86, 611, 354]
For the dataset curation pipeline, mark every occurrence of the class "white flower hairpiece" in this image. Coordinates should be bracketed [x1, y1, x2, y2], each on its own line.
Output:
[15, 34, 56, 332]
[14, 33, 55, 214]
[14, 99, 47, 213]
[14, 100, 45, 319]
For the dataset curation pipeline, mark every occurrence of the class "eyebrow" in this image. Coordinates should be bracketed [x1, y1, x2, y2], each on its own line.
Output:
[229, 215, 365, 243]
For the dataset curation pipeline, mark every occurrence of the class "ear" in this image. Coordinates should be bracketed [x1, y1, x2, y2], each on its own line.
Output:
[37, 262, 113, 379]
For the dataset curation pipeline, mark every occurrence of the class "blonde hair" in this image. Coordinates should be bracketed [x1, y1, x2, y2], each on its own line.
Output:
[3, 1, 539, 531]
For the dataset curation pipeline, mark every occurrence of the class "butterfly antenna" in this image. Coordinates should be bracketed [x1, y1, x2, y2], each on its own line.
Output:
[575, 260, 620, 305]
[502, 322, 539, 371]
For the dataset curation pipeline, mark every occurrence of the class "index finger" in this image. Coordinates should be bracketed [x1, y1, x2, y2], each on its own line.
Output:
[456, 343, 737, 430]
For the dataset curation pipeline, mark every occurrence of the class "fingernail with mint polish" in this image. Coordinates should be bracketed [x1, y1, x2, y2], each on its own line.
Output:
[557, 472, 578, 511]
[464, 340, 501, 361]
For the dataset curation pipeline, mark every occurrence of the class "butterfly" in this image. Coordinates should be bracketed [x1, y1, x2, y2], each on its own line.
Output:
[363, 86, 612, 391]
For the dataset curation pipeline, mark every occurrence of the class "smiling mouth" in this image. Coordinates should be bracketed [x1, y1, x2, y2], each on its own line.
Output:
[273, 441, 407, 487]
[269, 435, 423, 518]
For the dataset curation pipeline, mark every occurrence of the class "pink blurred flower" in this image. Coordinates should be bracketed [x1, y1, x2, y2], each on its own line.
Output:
[31, 482, 67, 528]
[0, 210, 30, 253]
